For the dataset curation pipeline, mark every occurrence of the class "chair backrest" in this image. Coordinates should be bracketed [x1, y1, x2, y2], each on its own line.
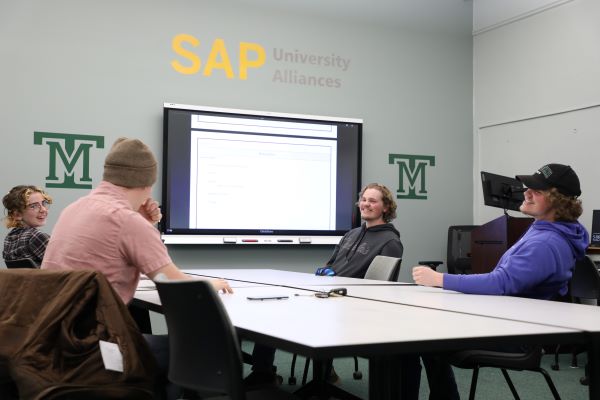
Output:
[570, 255, 600, 305]
[4, 258, 39, 269]
[446, 225, 478, 274]
[0, 269, 156, 399]
[364, 255, 402, 281]
[155, 280, 246, 400]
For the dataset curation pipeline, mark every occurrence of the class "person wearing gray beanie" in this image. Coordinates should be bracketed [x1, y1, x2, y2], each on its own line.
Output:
[42, 137, 232, 400]
[103, 138, 158, 188]
[43, 135, 233, 294]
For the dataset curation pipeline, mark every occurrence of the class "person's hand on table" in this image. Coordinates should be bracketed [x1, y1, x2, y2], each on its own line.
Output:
[412, 265, 444, 288]
[211, 278, 233, 294]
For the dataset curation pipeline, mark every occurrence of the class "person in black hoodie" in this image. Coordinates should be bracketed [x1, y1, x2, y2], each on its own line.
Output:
[324, 182, 403, 278]
[245, 183, 409, 390]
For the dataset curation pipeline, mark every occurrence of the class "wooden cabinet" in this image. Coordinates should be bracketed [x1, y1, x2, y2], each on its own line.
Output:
[471, 215, 533, 274]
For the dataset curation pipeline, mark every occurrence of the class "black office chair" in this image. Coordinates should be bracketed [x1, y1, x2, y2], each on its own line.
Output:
[4, 258, 39, 269]
[288, 256, 402, 386]
[155, 279, 297, 400]
[550, 256, 600, 381]
[419, 261, 443, 270]
[418, 225, 478, 274]
[570, 255, 600, 305]
[446, 252, 579, 400]
[446, 225, 477, 274]
[449, 345, 561, 400]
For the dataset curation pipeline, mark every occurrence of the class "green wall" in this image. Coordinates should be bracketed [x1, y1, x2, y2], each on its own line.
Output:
[0, 0, 473, 281]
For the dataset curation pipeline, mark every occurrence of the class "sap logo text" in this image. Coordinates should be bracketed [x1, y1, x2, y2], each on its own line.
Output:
[171, 34, 266, 79]
[389, 154, 435, 200]
[34, 132, 104, 189]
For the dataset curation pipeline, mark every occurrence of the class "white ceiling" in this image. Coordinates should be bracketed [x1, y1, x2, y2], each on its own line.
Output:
[235, 0, 474, 35]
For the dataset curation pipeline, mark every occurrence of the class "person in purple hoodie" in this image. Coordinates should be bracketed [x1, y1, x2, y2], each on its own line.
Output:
[413, 163, 588, 297]
[413, 163, 589, 399]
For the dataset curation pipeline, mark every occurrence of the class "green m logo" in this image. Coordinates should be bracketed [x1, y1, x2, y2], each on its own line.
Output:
[388, 154, 435, 200]
[34, 132, 105, 189]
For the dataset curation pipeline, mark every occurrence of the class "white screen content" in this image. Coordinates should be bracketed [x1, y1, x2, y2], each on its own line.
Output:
[189, 115, 337, 230]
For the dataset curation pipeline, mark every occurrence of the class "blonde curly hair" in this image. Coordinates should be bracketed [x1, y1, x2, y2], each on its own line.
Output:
[356, 183, 397, 223]
[544, 187, 582, 222]
[3, 185, 53, 228]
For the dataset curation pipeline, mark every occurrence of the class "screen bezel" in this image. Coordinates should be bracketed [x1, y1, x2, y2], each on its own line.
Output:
[161, 103, 363, 245]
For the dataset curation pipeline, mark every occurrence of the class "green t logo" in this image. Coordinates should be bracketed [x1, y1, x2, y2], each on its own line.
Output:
[34, 132, 105, 189]
[389, 154, 435, 200]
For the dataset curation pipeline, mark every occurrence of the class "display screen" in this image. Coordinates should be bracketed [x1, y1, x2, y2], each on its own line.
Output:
[481, 171, 525, 212]
[161, 103, 362, 244]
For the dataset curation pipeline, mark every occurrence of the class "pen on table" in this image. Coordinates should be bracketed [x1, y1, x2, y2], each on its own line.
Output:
[247, 295, 290, 300]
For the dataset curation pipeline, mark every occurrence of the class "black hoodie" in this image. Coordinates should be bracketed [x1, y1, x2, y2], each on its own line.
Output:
[326, 223, 403, 278]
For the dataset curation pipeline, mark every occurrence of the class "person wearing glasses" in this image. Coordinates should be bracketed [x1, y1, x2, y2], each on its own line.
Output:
[2, 185, 53, 266]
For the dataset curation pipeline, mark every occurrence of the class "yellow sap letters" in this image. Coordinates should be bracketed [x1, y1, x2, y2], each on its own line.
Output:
[171, 34, 265, 80]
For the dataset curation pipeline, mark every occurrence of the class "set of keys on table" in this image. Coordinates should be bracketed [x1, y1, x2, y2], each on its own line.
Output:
[295, 287, 348, 298]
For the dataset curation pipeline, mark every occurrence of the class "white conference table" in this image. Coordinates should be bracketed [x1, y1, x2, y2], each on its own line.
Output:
[304, 283, 600, 399]
[133, 285, 582, 399]
[184, 270, 600, 332]
[137, 276, 264, 290]
[135, 285, 579, 355]
[133, 269, 598, 399]
[183, 268, 407, 287]
[304, 284, 600, 333]
[297, 281, 600, 397]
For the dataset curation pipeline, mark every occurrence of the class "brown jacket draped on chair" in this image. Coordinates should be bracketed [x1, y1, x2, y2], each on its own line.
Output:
[0, 269, 157, 400]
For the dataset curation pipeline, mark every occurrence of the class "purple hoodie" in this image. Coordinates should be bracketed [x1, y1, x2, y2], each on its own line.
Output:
[443, 220, 589, 299]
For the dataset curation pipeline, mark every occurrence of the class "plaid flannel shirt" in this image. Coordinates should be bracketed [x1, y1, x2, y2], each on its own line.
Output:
[3, 227, 50, 266]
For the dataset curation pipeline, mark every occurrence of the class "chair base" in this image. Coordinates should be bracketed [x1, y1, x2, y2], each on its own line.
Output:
[289, 355, 362, 387]
[292, 359, 361, 400]
[293, 380, 361, 400]
[466, 366, 561, 400]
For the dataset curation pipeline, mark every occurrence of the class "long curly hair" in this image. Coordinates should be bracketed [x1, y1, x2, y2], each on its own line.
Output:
[544, 187, 582, 222]
[3, 185, 53, 228]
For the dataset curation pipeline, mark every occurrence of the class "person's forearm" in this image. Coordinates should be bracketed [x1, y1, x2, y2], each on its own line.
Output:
[147, 263, 190, 281]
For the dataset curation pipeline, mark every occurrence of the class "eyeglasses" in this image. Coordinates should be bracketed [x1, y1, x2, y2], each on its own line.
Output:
[26, 200, 50, 211]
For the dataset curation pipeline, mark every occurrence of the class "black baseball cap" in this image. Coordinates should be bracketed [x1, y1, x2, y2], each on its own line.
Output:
[516, 164, 581, 197]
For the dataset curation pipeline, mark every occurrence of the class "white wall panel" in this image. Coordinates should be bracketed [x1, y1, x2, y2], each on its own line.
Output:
[473, 0, 600, 233]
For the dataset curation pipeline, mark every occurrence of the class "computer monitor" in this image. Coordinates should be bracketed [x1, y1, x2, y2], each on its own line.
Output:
[591, 210, 600, 247]
[481, 171, 525, 212]
[161, 103, 362, 245]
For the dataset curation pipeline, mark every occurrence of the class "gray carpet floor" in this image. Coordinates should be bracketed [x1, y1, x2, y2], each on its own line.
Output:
[242, 342, 589, 399]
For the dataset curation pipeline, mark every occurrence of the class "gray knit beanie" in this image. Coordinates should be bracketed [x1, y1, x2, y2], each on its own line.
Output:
[103, 137, 157, 188]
